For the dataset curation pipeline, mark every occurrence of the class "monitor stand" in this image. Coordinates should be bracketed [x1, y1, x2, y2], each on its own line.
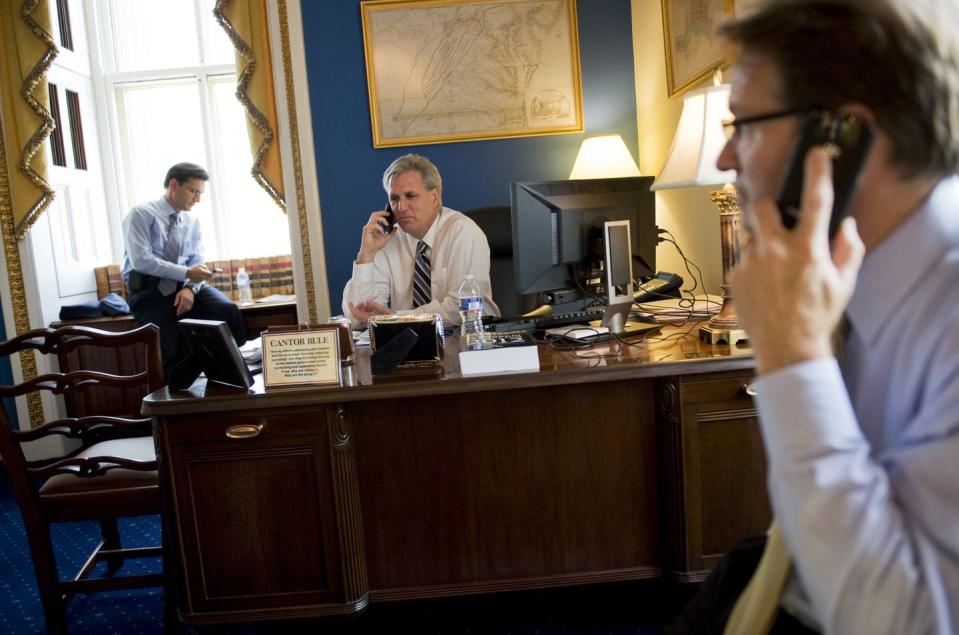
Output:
[596, 302, 661, 338]
[600, 301, 631, 333]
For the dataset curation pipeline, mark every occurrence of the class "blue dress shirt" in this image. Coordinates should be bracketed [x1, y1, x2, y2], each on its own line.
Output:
[754, 176, 959, 633]
[121, 197, 204, 288]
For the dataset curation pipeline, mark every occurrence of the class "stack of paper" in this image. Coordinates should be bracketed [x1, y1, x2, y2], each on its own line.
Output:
[459, 331, 540, 376]
[634, 295, 723, 323]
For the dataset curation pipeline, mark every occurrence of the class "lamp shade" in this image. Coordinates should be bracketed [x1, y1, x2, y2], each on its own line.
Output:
[569, 134, 642, 179]
[651, 84, 736, 190]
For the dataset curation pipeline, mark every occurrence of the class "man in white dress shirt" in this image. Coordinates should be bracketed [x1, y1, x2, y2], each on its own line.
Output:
[670, 1, 959, 633]
[342, 154, 499, 328]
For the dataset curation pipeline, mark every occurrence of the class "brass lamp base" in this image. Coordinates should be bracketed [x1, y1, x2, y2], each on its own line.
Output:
[699, 323, 749, 346]
[704, 184, 750, 348]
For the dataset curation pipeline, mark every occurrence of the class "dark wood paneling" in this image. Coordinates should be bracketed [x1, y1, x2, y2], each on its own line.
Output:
[163, 410, 360, 618]
[658, 372, 770, 582]
[352, 379, 660, 593]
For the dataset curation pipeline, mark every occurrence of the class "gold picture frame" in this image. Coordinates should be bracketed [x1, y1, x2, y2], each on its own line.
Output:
[661, 0, 735, 97]
[360, 0, 583, 148]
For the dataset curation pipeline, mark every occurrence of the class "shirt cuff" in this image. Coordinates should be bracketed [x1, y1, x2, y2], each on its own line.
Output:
[753, 356, 862, 468]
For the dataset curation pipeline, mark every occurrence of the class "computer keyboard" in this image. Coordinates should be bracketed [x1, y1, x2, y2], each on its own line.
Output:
[532, 309, 606, 330]
[486, 309, 607, 333]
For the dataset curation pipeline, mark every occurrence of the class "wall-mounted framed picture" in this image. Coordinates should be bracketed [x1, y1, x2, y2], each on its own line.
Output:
[661, 0, 736, 97]
[360, 0, 583, 148]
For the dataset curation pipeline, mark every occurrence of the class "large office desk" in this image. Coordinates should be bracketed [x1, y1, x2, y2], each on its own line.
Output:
[144, 324, 770, 626]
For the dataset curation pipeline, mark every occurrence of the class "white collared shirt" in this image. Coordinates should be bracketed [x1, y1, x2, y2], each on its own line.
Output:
[342, 207, 500, 327]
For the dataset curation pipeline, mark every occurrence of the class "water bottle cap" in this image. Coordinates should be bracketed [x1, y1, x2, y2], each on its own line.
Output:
[463, 274, 474, 280]
[238, 267, 245, 272]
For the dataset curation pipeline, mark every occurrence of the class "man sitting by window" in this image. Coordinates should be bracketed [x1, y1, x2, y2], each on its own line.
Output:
[122, 162, 246, 373]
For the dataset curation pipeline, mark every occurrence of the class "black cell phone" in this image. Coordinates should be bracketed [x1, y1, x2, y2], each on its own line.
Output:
[383, 202, 395, 234]
[776, 110, 875, 238]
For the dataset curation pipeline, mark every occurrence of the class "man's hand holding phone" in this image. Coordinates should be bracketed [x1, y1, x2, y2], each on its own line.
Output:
[731, 144, 866, 375]
[357, 204, 397, 264]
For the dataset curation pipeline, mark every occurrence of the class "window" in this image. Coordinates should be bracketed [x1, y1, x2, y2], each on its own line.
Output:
[90, 0, 290, 260]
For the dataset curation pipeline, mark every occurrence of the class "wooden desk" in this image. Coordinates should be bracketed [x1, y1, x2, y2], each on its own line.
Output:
[144, 325, 770, 626]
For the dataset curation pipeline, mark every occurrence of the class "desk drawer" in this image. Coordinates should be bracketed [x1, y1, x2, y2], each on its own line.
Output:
[162, 410, 326, 444]
[681, 373, 756, 405]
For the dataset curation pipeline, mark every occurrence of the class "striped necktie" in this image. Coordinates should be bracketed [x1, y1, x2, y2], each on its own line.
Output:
[412, 240, 431, 308]
[157, 213, 181, 296]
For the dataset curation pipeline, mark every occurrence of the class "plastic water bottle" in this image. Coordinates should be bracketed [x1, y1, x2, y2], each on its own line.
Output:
[457, 275, 489, 350]
[236, 266, 253, 305]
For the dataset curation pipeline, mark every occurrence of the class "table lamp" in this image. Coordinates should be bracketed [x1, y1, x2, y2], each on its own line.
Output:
[651, 83, 747, 346]
[569, 134, 642, 179]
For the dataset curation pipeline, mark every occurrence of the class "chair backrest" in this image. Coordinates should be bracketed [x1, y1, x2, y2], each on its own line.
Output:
[0, 324, 163, 502]
[94, 264, 128, 300]
[463, 206, 538, 316]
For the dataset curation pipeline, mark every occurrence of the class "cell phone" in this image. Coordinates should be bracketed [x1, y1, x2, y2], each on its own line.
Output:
[212, 267, 223, 273]
[383, 202, 396, 234]
[776, 110, 875, 238]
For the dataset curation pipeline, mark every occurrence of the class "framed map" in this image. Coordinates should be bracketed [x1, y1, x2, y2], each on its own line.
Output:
[361, 0, 583, 147]
[661, 0, 735, 97]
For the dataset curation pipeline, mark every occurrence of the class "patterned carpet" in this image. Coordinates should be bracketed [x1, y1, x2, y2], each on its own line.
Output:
[0, 468, 684, 634]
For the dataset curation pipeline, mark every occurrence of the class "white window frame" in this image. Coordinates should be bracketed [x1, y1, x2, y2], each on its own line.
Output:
[83, 0, 285, 262]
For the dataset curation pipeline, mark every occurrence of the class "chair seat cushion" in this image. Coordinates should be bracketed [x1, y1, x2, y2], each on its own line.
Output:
[39, 436, 157, 497]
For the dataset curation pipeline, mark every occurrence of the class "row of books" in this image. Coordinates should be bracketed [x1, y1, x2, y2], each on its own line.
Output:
[93, 254, 294, 303]
[207, 255, 294, 302]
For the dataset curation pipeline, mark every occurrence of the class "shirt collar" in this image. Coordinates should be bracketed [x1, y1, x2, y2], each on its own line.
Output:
[404, 206, 444, 251]
[848, 175, 959, 343]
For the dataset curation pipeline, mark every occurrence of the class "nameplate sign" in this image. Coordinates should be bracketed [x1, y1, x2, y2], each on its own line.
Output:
[262, 326, 341, 388]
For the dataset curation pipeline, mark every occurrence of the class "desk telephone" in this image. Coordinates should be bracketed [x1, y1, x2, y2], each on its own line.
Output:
[634, 271, 683, 303]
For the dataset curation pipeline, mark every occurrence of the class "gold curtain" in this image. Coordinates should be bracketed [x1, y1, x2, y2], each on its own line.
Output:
[0, 0, 58, 240]
[214, 0, 286, 211]
[0, 0, 58, 426]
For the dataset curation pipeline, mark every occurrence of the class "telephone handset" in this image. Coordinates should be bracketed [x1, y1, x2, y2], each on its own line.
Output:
[776, 110, 875, 239]
[382, 202, 396, 234]
[634, 271, 683, 303]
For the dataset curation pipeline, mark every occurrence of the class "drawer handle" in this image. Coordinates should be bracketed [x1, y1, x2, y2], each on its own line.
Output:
[225, 423, 263, 439]
[743, 383, 757, 397]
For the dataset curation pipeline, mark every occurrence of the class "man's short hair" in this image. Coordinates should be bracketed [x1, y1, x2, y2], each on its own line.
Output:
[382, 154, 443, 194]
[164, 162, 210, 188]
[719, 0, 959, 179]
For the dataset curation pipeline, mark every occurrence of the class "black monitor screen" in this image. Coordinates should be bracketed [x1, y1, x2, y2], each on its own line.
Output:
[510, 176, 656, 295]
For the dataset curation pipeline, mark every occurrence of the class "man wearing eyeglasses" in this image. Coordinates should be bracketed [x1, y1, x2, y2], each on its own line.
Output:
[669, 1, 959, 634]
[122, 162, 246, 374]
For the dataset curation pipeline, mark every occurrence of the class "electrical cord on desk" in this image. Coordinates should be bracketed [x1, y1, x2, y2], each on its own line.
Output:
[543, 329, 597, 351]
[630, 230, 723, 330]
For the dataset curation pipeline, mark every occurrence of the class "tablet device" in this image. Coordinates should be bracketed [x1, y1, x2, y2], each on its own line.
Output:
[168, 318, 254, 390]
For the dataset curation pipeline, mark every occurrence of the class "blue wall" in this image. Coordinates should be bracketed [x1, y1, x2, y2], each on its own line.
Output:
[300, 1, 638, 309]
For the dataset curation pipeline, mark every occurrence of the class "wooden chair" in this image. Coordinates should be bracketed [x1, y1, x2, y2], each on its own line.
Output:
[0, 324, 165, 634]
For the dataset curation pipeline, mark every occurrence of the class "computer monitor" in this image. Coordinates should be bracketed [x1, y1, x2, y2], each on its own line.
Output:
[510, 176, 656, 300]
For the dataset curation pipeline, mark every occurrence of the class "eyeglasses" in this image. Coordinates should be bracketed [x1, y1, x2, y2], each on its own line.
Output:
[721, 107, 815, 141]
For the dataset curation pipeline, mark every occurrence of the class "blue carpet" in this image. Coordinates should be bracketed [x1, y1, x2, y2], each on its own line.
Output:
[0, 468, 681, 634]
